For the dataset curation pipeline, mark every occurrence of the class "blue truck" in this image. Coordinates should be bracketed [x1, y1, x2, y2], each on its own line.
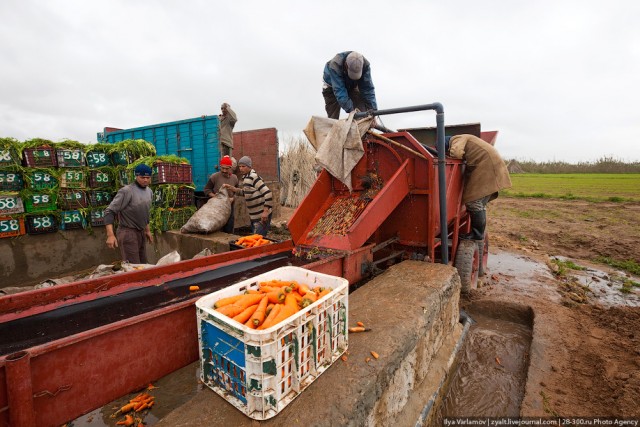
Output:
[97, 115, 221, 192]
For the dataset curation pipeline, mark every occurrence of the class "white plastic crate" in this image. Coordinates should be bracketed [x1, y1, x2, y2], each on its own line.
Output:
[196, 266, 349, 420]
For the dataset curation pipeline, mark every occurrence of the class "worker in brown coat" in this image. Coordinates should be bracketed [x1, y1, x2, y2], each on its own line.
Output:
[448, 134, 512, 241]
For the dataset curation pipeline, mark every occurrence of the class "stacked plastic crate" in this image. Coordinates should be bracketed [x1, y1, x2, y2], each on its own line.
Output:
[0, 138, 26, 239]
[86, 147, 117, 228]
[21, 140, 61, 235]
[149, 160, 196, 232]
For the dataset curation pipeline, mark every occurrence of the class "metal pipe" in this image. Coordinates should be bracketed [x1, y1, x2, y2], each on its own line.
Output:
[355, 103, 449, 264]
[5, 351, 36, 427]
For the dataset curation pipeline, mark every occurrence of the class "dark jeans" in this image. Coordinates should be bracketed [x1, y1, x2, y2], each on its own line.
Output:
[223, 209, 235, 234]
[116, 226, 148, 264]
[322, 86, 367, 119]
[251, 213, 272, 238]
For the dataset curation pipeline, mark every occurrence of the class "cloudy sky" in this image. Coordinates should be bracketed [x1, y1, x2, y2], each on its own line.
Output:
[1, 0, 639, 162]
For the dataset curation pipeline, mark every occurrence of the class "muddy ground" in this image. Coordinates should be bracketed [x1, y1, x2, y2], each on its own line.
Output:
[473, 198, 640, 417]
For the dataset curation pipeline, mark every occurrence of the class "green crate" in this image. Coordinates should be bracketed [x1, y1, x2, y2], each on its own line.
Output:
[111, 150, 134, 166]
[89, 207, 107, 227]
[27, 171, 57, 190]
[0, 193, 24, 215]
[59, 210, 86, 230]
[56, 149, 85, 167]
[26, 214, 57, 235]
[0, 148, 19, 166]
[0, 171, 23, 191]
[24, 193, 58, 213]
[86, 151, 111, 168]
[118, 168, 133, 187]
[60, 169, 87, 189]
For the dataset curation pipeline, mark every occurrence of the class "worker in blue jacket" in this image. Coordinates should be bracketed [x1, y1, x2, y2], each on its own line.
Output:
[322, 51, 377, 119]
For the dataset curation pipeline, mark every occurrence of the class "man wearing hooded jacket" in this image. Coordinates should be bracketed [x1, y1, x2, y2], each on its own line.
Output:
[448, 134, 512, 242]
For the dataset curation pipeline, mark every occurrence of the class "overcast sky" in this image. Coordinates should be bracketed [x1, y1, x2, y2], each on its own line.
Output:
[1, 0, 639, 162]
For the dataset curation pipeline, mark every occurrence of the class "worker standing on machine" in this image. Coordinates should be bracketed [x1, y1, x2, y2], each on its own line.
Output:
[322, 51, 377, 119]
[448, 134, 512, 242]
[219, 102, 237, 157]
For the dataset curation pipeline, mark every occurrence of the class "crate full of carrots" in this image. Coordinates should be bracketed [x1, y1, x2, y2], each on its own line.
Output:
[195, 266, 348, 420]
[230, 234, 274, 249]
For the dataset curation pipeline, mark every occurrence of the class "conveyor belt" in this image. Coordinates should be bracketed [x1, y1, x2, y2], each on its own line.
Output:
[1, 252, 302, 356]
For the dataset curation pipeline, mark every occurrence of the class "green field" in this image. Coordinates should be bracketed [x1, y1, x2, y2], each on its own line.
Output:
[501, 173, 640, 202]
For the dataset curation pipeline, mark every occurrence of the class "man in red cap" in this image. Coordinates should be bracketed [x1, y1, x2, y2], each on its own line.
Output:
[203, 155, 239, 233]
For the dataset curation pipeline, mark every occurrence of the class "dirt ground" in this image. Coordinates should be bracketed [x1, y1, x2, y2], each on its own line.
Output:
[472, 198, 640, 417]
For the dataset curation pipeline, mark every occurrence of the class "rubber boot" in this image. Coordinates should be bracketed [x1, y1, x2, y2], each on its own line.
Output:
[470, 210, 486, 241]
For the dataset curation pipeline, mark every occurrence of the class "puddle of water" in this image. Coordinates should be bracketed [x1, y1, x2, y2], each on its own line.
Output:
[552, 256, 640, 307]
[70, 362, 201, 426]
[485, 250, 560, 301]
[434, 304, 532, 419]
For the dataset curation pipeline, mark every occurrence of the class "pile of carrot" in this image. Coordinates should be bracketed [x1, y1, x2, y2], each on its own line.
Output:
[114, 392, 155, 426]
[214, 280, 332, 330]
[234, 234, 272, 248]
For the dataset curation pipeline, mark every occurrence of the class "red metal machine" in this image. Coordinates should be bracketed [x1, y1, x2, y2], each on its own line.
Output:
[0, 104, 494, 426]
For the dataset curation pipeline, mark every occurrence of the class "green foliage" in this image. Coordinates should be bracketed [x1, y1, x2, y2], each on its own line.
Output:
[502, 174, 640, 202]
[595, 257, 640, 276]
[552, 258, 586, 277]
[507, 156, 640, 174]
[21, 138, 56, 149]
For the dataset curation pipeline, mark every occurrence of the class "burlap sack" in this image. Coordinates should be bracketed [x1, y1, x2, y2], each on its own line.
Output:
[180, 188, 232, 234]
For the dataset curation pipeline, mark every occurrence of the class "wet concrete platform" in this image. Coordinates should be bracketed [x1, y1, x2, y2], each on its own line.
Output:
[155, 261, 462, 427]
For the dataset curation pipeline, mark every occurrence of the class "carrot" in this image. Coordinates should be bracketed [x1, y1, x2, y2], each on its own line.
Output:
[245, 289, 261, 294]
[116, 415, 134, 426]
[259, 285, 279, 293]
[129, 393, 149, 403]
[318, 288, 331, 298]
[249, 296, 269, 327]
[245, 317, 256, 329]
[370, 351, 379, 359]
[189, 285, 200, 292]
[216, 304, 244, 318]
[119, 403, 135, 413]
[265, 289, 285, 304]
[233, 293, 265, 309]
[213, 294, 244, 309]
[257, 304, 281, 330]
[297, 282, 310, 295]
[232, 303, 259, 324]
[284, 294, 299, 313]
[356, 321, 365, 327]
[270, 305, 296, 327]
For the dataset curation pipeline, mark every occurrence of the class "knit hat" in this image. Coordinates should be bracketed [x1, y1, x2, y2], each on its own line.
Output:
[220, 155, 232, 166]
[238, 156, 252, 168]
[346, 51, 364, 80]
[134, 164, 152, 176]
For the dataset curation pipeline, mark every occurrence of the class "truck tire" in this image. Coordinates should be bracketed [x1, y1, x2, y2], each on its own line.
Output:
[455, 239, 479, 293]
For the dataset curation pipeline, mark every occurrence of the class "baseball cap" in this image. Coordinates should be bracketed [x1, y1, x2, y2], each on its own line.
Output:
[346, 52, 364, 80]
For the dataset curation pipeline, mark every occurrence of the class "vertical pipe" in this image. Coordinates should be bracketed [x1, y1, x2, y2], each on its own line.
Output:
[355, 103, 449, 264]
[435, 107, 449, 264]
[5, 351, 36, 427]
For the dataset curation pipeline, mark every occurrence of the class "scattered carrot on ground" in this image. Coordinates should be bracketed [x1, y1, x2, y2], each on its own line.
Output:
[356, 321, 365, 327]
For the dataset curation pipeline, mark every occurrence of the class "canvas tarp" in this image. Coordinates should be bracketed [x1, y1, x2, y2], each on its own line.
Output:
[304, 112, 373, 191]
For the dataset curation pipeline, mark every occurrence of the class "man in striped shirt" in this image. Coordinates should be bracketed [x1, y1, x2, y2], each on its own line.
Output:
[223, 156, 273, 237]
